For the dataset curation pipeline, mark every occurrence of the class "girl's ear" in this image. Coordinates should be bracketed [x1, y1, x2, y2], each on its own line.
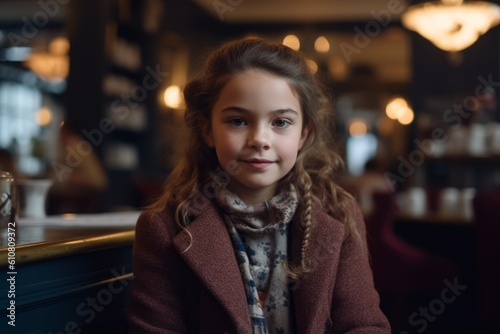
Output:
[299, 124, 311, 149]
[202, 122, 214, 147]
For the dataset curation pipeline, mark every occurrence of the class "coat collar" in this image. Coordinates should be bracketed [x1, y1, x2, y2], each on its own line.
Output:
[172, 199, 346, 334]
[172, 201, 252, 332]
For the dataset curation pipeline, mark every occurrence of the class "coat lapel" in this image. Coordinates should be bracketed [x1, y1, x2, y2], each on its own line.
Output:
[172, 203, 251, 332]
[291, 208, 346, 333]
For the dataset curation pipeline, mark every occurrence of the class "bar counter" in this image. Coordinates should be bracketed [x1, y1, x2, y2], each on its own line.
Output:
[0, 212, 140, 334]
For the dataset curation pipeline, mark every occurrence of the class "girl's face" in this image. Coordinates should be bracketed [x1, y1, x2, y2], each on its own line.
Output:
[204, 69, 309, 205]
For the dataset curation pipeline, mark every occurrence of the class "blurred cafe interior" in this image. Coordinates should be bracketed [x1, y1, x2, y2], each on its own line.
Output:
[0, 0, 500, 333]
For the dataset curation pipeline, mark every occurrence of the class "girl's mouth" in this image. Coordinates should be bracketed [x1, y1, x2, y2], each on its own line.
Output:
[240, 159, 274, 169]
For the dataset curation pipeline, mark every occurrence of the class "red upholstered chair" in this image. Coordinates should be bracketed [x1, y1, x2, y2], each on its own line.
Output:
[364, 191, 460, 328]
[473, 189, 500, 333]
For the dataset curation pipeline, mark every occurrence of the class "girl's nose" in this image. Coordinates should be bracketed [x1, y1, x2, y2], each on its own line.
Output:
[247, 126, 270, 150]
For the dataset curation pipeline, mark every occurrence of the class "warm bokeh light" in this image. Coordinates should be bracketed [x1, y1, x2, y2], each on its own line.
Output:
[25, 52, 69, 81]
[314, 36, 330, 53]
[386, 97, 408, 120]
[49, 37, 70, 55]
[282, 34, 300, 50]
[377, 116, 395, 135]
[35, 107, 52, 126]
[398, 107, 415, 125]
[348, 119, 369, 137]
[163, 85, 184, 109]
[385, 97, 414, 125]
[306, 59, 318, 74]
[328, 56, 349, 81]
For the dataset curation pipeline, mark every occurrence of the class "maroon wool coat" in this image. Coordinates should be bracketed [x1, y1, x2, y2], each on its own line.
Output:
[127, 197, 391, 334]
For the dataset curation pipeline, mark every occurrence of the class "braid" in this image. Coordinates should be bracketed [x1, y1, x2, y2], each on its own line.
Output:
[284, 168, 314, 280]
[298, 174, 313, 271]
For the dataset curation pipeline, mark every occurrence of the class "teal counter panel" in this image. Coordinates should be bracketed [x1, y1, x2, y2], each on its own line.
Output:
[0, 226, 135, 334]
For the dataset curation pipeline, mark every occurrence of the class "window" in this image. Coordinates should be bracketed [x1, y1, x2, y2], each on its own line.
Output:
[0, 81, 43, 175]
[346, 133, 378, 176]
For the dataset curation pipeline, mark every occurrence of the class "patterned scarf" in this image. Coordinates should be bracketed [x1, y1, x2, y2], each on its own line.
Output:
[214, 183, 298, 334]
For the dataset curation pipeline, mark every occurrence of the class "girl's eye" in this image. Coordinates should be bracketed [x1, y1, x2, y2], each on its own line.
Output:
[230, 118, 247, 127]
[273, 119, 291, 128]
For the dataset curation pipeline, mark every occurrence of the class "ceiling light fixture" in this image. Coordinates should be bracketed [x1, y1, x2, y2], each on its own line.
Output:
[401, 0, 500, 52]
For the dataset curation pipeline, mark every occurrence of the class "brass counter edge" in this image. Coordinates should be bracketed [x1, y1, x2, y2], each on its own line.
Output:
[0, 230, 135, 266]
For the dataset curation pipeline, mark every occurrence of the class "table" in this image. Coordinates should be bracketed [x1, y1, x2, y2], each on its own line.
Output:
[396, 212, 473, 225]
[0, 212, 140, 334]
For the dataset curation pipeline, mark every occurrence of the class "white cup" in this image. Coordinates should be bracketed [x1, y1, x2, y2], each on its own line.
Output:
[439, 187, 460, 216]
[404, 187, 427, 217]
[487, 123, 500, 155]
[447, 126, 468, 155]
[17, 179, 53, 219]
[468, 124, 488, 156]
[459, 188, 476, 219]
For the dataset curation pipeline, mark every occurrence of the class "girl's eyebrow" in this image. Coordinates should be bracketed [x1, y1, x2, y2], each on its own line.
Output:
[221, 106, 299, 117]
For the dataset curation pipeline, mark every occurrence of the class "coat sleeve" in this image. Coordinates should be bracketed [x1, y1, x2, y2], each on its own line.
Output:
[127, 211, 188, 334]
[330, 205, 391, 333]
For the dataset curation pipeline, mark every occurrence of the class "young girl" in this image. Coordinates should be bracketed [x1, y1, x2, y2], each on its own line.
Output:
[128, 38, 390, 334]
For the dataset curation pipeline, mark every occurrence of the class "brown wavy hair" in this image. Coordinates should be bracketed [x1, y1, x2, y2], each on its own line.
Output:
[149, 38, 358, 279]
